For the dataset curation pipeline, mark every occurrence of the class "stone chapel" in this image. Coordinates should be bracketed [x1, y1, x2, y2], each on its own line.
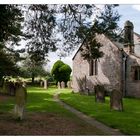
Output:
[72, 20, 140, 98]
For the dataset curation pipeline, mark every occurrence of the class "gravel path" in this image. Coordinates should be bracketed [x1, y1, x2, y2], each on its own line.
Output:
[53, 92, 123, 136]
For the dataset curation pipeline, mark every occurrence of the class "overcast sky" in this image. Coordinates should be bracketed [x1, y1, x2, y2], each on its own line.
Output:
[46, 4, 140, 71]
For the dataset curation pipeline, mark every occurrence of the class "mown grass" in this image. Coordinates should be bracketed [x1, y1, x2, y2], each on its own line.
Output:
[59, 90, 140, 135]
[0, 86, 77, 118]
[0, 86, 105, 135]
[26, 86, 67, 114]
[0, 86, 87, 117]
[2, 86, 140, 135]
[0, 96, 15, 113]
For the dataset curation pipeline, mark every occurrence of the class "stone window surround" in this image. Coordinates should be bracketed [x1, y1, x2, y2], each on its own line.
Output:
[89, 59, 98, 76]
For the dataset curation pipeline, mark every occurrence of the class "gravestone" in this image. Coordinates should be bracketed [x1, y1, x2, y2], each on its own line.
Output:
[61, 81, 65, 88]
[95, 85, 105, 103]
[57, 82, 61, 89]
[44, 80, 48, 89]
[40, 80, 43, 87]
[2, 80, 9, 95]
[110, 89, 123, 111]
[67, 81, 71, 89]
[9, 81, 15, 96]
[14, 82, 27, 120]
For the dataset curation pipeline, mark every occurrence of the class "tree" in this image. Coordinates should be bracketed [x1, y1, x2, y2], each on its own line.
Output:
[0, 5, 23, 44]
[0, 4, 121, 82]
[0, 5, 23, 80]
[0, 50, 19, 79]
[20, 55, 48, 83]
[51, 60, 72, 84]
[23, 4, 121, 61]
[54, 4, 121, 60]
[24, 5, 57, 62]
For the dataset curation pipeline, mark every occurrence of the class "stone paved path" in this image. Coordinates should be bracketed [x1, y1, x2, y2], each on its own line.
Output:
[53, 93, 123, 136]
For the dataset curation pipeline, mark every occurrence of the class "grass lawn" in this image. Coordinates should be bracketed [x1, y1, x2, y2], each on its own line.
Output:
[59, 89, 140, 135]
[0, 86, 104, 135]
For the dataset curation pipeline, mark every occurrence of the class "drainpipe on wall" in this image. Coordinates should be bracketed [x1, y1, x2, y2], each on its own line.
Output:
[122, 54, 127, 97]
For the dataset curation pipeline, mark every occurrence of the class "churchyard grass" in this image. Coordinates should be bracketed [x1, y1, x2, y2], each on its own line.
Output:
[26, 86, 70, 114]
[0, 96, 15, 112]
[59, 90, 140, 135]
[0, 87, 73, 116]
[0, 86, 105, 135]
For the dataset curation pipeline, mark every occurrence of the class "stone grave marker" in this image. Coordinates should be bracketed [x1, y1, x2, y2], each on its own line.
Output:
[110, 89, 123, 111]
[2, 80, 9, 95]
[67, 81, 71, 89]
[14, 82, 27, 120]
[95, 85, 105, 103]
[57, 81, 61, 89]
[61, 81, 65, 88]
[40, 80, 43, 87]
[44, 80, 48, 89]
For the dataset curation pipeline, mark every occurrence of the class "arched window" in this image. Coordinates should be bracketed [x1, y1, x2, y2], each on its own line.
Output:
[89, 59, 98, 76]
[89, 59, 93, 76]
[133, 66, 140, 80]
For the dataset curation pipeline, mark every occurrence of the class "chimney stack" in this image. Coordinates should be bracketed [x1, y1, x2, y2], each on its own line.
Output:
[124, 20, 134, 53]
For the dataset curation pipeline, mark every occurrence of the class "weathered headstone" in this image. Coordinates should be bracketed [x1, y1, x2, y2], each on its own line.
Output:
[95, 85, 105, 103]
[40, 80, 43, 87]
[2, 80, 9, 95]
[44, 80, 48, 89]
[67, 81, 71, 89]
[14, 82, 27, 120]
[9, 81, 15, 96]
[57, 81, 61, 89]
[110, 89, 123, 111]
[61, 81, 65, 88]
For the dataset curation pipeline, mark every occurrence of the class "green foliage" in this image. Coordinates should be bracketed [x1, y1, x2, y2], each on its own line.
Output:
[0, 4, 121, 79]
[56, 4, 121, 60]
[60, 91, 140, 135]
[25, 5, 57, 62]
[20, 56, 48, 83]
[51, 60, 72, 83]
[0, 5, 23, 79]
[0, 5, 23, 43]
[0, 50, 19, 78]
[98, 5, 121, 40]
[22, 4, 121, 61]
[80, 5, 121, 60]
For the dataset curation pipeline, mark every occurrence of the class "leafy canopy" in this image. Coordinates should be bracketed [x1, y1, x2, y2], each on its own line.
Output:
[24, 4, 121, 61]
[0, 4, 121, 79]
[0, 5, 23, 79]
[51, 60, 72, 83]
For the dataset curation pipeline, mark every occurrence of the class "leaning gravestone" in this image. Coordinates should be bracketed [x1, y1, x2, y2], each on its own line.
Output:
[95, 85, 105, 103]
[44, 80, 48, 89]
[110, 89, 123, 111]
[14, 82, 27, 120]
[67, 81, 71, 89]
[57, 81, 61, 89]
[61, 81, 65, 88]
